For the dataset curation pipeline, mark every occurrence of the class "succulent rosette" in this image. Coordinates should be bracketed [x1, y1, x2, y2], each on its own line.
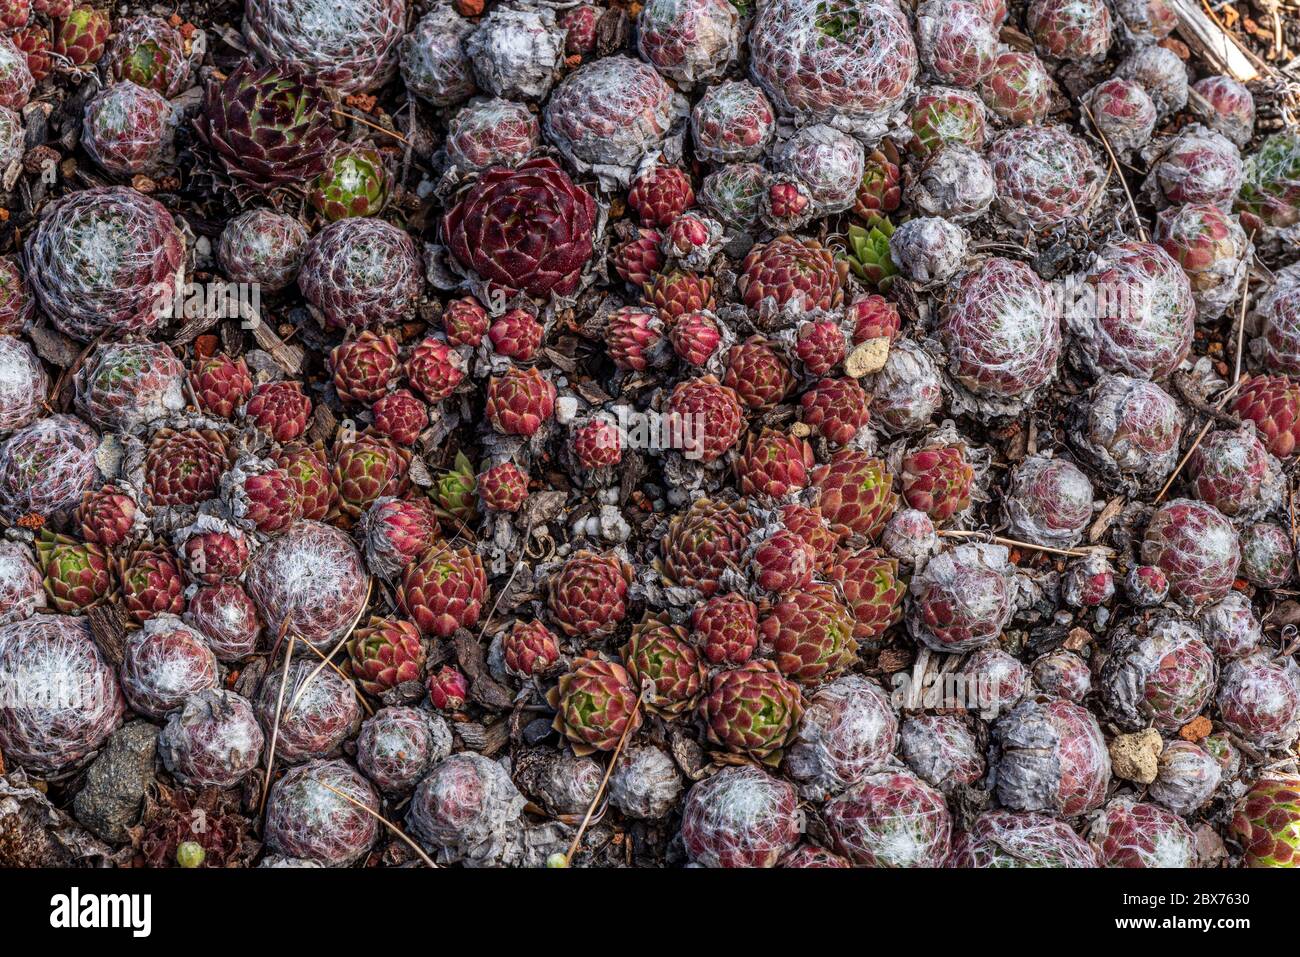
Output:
[548, 549, 632, 639]
[1088, 799, 1197, 867]
[0, 336, 48, 433]
[823, 769, 952, 867]
[0, 415, 100, 520]
[158, 690, 264, 788]
[1216, 653, 1300, 751]
[264, 760, 379, 866]
[194, 60, 338, 198]
[749, 0, 918, 138]
[398, 542, 486, 638]
[547, 652, 643, 755]
[1237, 131, 1300, 234]
[445, 98, 540, 172]
[74, 341, 186, 434]
[81, 80, 174, 178]
[23, 186, 184, 340]
[543, 55, 684, 186]
[622, 613, 706, 717]
[0, 614, 124, 773]
[950, 811, 1098, 867]
[637, 0, 740, 88]
[908, 543, 1016, 653]
[299, 218, 424, 330]
[445, 158, 596, 300]
[1099, 614, 1217, 732]
[102, 15, 190, 96]
[680, 766, 801, 867]
[1231, 777, 1300, 867]
[1070, 374, 1185, 491]
[700, 660, 803, 765]
[783, 674, 896, 799]
[246, 521, 370, 650]
[119, 615, 220, 720]
[348, 617, 425, 696]
[308, 144, 392, 222]
[992, 697, 1111, 816]
[255, 658, 362, 764]
[1156, 202, 1251, 322]
[1140, 499, 1240, 609]
[356, 706, 451, 795]
[988, 126, 1102, 233]
[243, 0, 405, 94]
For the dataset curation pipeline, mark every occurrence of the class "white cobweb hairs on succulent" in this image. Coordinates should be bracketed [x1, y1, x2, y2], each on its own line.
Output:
[1098, 612, 1215, 731]
[987, 126, 1103, 233]
[0, 336, 48, 433]
[0, 104, 24, 170]
[990, 697, 1110, 815]
[406, 752, 528, 866]
[400, 5, 478, 108]
[445, 97, 541, 173]
[691, 81, 775, 164]
[906, 542, 1018, 653]
[119, 614, 220, 719]
[1116, 44, 1188, 118]
[906, 145, 995, 224]
[356, 706, 452, 794]
[899, 713, 983, 792]
[1148, 741, 1221, 816]
[1069, 374, 1185, 492]
[1197, 591, 1262, 658]
[264, 759, 381, 865]
[157, 688, 265, 787]
[937, 256, 1062, 419]
[890, 217, 970, 285]
[955, 811, 1098, 867]
[783, 674, 898, 801]
[748, 0, 918, 140]
[217, 208, 310, 293]
[23, 187, 186, 341]
[771, 124, 864, 215]
[255, 656, 361, 764]
[1216, 653, 1300, 751]
[1157, 203, 1251, 322]
[245, 520, 371, 651]
[543, 55, 688, 190]
[0, 614, 125, 774]
[865, 338, 945, 435]
[608, 744, 684, 820]
[822, 770, 952, 867]
[637, 0, 741, 88]
[0, 414, 101, 520]
[73, 340, 187, 434]
[465, 3, 565, 102]
[1250, 263, 1300, 373]
[1003, 454, 1096, 549]
[243, 0, 406, 94]
[914, 0, 998, 87]
[1066, 241, 1195, 380]
[0, 540, 44, 625]
[298, 218, 424, 330]
[1145, 125, 1244, 209]
[681, 764, 801, 867]
[81, 82, 176, 178]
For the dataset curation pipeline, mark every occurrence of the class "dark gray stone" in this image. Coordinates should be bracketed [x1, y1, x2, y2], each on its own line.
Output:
[72, 721, 159, 843]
